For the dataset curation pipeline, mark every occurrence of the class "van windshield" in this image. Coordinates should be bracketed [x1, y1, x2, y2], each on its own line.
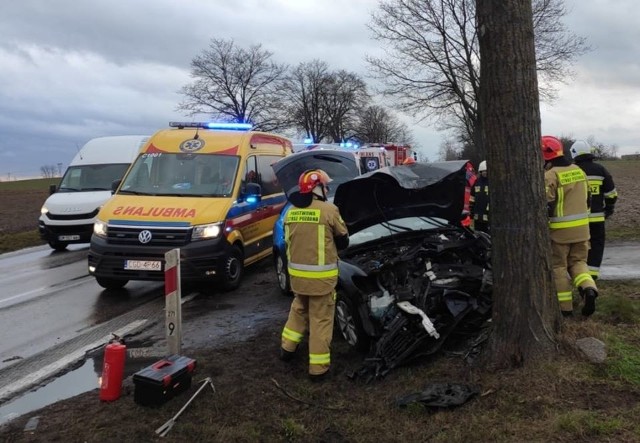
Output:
[58, 163, 131, 192]
[119, 153, 240, 197]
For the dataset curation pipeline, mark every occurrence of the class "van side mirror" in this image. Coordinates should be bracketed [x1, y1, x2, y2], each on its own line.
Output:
[242, 182, 262, 203]
[111, 179, 122, 194]
[49, 184, 57, 195]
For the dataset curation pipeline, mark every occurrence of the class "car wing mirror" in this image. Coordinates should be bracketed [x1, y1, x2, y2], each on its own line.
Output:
[49, 184, 57, 195]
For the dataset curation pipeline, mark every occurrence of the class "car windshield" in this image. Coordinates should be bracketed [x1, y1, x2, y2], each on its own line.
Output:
[58, 163, 131, 192]
[119, 152, 240, 197]
[347, 216, 449, 247]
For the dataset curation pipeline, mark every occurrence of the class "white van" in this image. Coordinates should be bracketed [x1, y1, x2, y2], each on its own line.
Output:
[39, 135, 148, 251]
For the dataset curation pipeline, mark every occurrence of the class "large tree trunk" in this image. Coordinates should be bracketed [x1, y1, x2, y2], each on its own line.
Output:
[476, 0, 560, 368]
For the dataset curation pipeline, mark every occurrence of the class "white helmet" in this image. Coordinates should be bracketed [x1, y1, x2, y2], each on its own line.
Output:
[478, 160, 487, 172]
[570, 140, 593, 159]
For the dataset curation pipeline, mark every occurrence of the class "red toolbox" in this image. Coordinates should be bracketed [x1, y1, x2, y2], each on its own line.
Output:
[133, 355, 196, 407]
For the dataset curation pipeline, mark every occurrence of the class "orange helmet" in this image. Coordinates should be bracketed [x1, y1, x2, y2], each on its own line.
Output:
[402, 157, 416, 165]
[541, 135, 564, 161]
[298, 169, 332, 194]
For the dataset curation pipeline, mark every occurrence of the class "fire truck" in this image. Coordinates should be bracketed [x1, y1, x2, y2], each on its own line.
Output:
[362, 143, 414, 166]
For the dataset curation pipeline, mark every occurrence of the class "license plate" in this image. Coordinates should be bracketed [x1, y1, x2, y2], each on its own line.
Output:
[124, 260, 162, 271]
[58, 235, 80, 241]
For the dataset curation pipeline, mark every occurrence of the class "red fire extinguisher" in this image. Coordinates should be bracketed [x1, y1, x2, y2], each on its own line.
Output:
[99, 334, 126, 402]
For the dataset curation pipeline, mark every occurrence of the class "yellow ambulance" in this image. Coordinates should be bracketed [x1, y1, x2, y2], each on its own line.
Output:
[88, 122, 293, 291]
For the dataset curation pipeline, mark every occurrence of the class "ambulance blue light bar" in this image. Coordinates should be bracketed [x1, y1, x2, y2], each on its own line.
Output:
[169, 122, 253, 130]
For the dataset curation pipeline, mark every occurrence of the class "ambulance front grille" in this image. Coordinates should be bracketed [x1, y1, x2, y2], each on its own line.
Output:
[107, 226, 191, 246]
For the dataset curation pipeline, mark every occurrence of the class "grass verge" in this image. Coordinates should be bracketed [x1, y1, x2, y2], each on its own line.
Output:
[0, 230, 45, 254]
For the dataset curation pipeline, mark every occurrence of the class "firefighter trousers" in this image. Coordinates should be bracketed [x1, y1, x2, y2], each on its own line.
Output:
[551, 240, 597, 312]
[281, 291, 336, 376]
[587, 221, 606, 280]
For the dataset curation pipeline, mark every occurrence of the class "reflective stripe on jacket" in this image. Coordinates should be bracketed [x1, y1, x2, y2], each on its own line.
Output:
[575, 159, 618, 222]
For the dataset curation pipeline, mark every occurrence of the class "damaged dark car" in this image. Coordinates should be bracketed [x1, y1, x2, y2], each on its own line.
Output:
[332, 161, 493, 381]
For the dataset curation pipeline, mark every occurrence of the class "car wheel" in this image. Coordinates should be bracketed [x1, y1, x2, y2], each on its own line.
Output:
[275, 250, 292, 296]
[95, 277, 128, 290]
[48, 241, 68, 252]
[335, 296, 370, 352]
[222, 245, 244, 291]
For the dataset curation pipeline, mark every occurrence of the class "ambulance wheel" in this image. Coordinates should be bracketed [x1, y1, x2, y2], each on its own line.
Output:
[222, 246, 244, 291]
[48, 241, 68, 252]
[335, 296, 369, 352]
[96, 277, 128, 290]
[275, 250, 292, 296]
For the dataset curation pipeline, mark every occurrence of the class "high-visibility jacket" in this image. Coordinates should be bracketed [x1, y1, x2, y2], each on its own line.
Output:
[545, 164, 590, 244]
[471, 175, 489, 222]
[462, 165, 477, 227]
[284, 197, 349, 296]
[574, 158, 618, 222]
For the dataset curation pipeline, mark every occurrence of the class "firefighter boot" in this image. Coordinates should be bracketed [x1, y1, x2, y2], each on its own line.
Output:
[279, 348, 296, 362]
[581, 288, 598, 317]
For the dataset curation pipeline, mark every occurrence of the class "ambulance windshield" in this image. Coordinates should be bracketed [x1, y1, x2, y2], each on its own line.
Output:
[119, 153, 240, 197]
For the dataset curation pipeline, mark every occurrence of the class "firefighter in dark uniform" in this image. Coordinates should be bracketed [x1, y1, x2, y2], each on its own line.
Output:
[570, 140, 618, 280]
[280, 169, 349, 380]
[542, 136, 598, 317]
[471, 160, 490, 233]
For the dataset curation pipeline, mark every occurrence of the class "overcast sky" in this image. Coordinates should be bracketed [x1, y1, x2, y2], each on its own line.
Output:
[1, 0, 639, 179]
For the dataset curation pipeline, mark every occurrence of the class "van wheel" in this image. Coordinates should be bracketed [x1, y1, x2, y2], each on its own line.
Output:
[48, 241, 68, 252]
[222, 246, 244, 291]
[275, 250, 292, 296]
[96, 277, 128, 290]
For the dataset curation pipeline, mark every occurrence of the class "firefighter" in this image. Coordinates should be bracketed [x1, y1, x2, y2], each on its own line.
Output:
[470, 160, 490, 233]
[570, 140, 618, 280]
[280, 169, 349, 380]
[542, 135, 598, 317]
[461, 161, 477, 227]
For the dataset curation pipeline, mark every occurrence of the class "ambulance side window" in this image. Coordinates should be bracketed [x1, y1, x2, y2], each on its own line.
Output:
[256, 155, 282, 196]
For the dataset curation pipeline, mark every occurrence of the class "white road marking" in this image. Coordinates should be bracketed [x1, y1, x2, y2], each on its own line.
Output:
[0, 319, 148, 402]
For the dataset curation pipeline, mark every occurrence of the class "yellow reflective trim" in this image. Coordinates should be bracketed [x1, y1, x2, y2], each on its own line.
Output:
[549, 218, 589, 229]
[284, 224, 290, 260]
[282, 327, 304, 343]
[557, 291, 573, 302]
[309, 353, 331, 365]
[318, 224, 325, 265]
[556, 186, 564, 218]
[557, 169, 586, 185]
[589, 216, 605, 222]
[287, 209, 321, 223]
[573, 273, 594, 288]
[288, 267, 338, 279]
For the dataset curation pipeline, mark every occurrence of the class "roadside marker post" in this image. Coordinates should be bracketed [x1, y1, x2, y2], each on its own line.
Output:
[164, 249, 182, 355]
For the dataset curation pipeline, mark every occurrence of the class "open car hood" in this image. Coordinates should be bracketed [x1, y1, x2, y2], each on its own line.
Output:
[333, 160, 469, 234]
[272, 150, 360, 198]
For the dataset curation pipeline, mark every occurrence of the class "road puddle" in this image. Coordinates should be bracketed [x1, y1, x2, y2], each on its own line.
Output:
[0, 348, 160, 426]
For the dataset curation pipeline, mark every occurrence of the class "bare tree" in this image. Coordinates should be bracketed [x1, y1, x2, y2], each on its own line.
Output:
[353, 105, 414, 144]
[40, 165, 57, 178]
[282, 60, 333, 143]
[178, 39, 288, 132]
[477, 0, 559, 368]
[368, 0, 588, 159]
[323, 70, 370, 143]
[437, 138, 462, 161]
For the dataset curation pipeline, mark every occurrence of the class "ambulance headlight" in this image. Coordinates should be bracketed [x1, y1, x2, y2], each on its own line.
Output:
[192, 222, 222, 241]
[93, 220, 108, 238]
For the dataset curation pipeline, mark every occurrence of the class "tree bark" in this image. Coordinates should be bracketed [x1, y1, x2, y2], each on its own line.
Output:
[476, 0, 560, 368]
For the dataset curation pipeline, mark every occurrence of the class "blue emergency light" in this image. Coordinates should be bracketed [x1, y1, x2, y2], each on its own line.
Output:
[169, 122, 253, 130]
[303, 137, 313, 144]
